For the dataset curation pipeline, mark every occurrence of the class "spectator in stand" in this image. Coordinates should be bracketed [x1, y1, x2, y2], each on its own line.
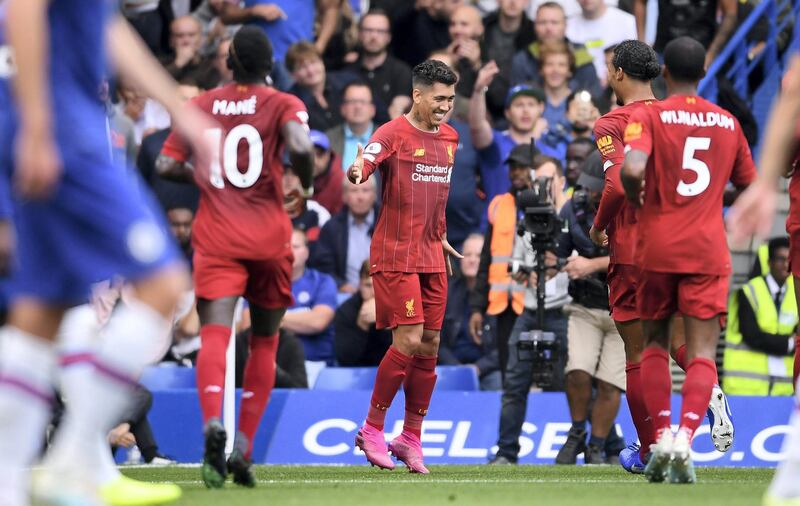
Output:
[388, 0, 461, 68]
[166, 204, 195, 264]
[218, 0, 342, 90]
[478, 0, 536, 124]
[446, 5, 484, 82]
[469, 61, 558, 213]
[326, 81, 377, 170]
[283, 229, 338, 369]
[539, 88, 601, 163]
[540, 42, 577, 130]
[723, 237, 797, 396]
[441, 233, 502, 390]
[210, 37, 234, 87]
[283, 164, 332, 242]
[311, 178, 378, 293]
[286, 41, 358, 132]
[511, 2, 602, 98]
[334, 261, 393, 366]
[116, 80, 172, 145]
[564, 136, 596, 194]
[566, 0, 637, 85]
[343, 9, 412, 122]
[192, 0, 239, 56]
[122, 0, 171, 57]
[634, 0, 737, 68]
[307, 130, 345, 216]
[163, 16, 219, 90]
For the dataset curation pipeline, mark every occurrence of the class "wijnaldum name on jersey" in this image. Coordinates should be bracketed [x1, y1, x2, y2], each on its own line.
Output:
[658, 110, 735, 131]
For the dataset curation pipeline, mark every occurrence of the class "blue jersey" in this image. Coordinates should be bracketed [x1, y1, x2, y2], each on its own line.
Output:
[289, 268, 338, 364]
[244, 0, 313, 62]
[1, 1, 179, 305]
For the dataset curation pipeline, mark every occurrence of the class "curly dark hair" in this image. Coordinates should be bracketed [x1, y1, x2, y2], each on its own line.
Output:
[664, 37, 706, 83]
[411, 59, 458, 88]
[612, 40, 661, 82]
[228, 26, 273, 83]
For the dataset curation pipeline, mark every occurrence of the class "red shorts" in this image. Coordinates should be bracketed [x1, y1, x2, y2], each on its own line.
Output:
[607, 263, 640, 322]
[790, 226, 800, 277]
[637, 270, 729, 321]
[372, 271, 448, 331]
[193, 251, 293, 309]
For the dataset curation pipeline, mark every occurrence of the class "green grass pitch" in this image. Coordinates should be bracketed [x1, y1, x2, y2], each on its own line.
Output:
[122, 465, 774, 505]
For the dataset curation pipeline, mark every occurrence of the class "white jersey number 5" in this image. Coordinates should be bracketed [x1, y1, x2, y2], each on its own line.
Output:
[205, 125, 263, 189]
[677, 136, 711, 197]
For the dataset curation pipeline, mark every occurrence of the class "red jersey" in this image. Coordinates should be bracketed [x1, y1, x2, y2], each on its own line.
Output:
[162, 83, 308, 259]
[625, 95, 757, 275]
[361, 116, 459, 273]
[786, 125, 800, 234]
[593, 100, 654, 265]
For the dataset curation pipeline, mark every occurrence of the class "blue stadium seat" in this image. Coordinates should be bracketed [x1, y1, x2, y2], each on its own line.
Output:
[139, 365, 196, 390]
[435, 366, 479, 391]
[313, 367, 377, 390]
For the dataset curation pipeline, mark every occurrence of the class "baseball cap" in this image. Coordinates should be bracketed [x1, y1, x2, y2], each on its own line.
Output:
[505, 143, 538, 167]
[309, 130, 330, 151]
[505, 84, 545, 108]
[576, 150, 604, 192]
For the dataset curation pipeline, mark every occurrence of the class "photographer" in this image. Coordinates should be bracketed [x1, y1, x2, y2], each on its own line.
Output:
[489, 148, 571, 465]
[554, 151, 625, 465]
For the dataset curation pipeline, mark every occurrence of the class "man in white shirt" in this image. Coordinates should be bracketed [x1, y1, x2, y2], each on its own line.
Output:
[566, 0, 637, 84]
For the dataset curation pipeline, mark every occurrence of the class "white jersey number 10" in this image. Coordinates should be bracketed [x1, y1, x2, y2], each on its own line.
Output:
[204, 124, 263, 189]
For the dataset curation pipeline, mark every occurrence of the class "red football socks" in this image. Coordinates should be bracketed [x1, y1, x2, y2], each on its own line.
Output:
[366, 346, 413, 431]
[196, 324, 231, 424]
[640, 347, 672, 434]
[625, 361, 654, 458]
[403, 355, 438, 439]
[238, 334, 278, 458]
[679, 357, 717, 439]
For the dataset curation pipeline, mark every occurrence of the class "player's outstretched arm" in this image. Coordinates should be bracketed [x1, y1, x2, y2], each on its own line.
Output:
[6, 0, 62, 199]
[728, 55, 800, 243]
[282, 121, 314, 193]
[347, 144, 365, 185]
[107, 17, 216, 169]
[621, 150, 648, 205]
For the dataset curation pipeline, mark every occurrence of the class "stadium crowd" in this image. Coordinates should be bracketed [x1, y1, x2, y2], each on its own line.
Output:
[108, 0, 795, 465]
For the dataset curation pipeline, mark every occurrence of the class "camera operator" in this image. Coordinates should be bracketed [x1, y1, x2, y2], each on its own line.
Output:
[489, 148, 571, 465]
[553, 151, 625, 465]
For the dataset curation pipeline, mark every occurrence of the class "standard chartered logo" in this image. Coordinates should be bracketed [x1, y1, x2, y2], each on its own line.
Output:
[412, 163, 452, 183]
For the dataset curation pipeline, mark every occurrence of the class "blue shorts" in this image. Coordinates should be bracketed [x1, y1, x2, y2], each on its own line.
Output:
[8, 153, 181, 305]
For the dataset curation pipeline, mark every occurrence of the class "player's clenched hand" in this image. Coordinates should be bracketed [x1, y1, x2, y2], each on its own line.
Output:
[348, 143, 364, 184]
[726, 180, 776, 245]
[442, 237, 464, 276]
[589, 225, 608, 247]
[15, 128, 63, 199]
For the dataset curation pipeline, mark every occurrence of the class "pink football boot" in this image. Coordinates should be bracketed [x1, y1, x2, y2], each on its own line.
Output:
[355, 424, 395, 470]
[388, 431, 429, 474]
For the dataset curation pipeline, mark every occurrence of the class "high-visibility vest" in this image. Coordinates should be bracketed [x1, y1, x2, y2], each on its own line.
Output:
[486, 193, 525, 316]
[723, 276, 796, 396]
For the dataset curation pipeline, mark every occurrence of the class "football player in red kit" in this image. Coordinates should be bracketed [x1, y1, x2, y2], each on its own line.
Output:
[621, 37, 756, 484]
[590, 40, 735, 474]
[158, 27, 314, 488]
[346, 59, 462, 474]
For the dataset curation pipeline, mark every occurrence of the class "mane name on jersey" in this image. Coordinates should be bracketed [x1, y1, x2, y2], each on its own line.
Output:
[212, 95, 257, 116]
[413, 163, 452, 183]
[658, 109, 735, 131]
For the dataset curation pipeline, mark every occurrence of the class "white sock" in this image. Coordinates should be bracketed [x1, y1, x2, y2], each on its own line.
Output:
[51, 306, 121, 486]
[47, 299, 169, 476]
[0, 327, 56, 502]
[770, 407, 800, 498]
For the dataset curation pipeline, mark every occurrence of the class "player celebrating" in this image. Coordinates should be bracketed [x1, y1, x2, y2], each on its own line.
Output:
[158, 26, 314, 488]
[347, 59, 461, 474]
[589, 40, 735, 474]
[620, 37, 756, 484]
[0, 1, 214, 504]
